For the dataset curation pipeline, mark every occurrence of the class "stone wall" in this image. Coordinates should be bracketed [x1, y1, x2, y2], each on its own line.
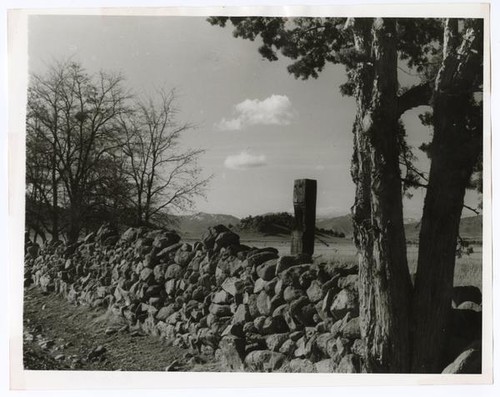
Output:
[24, 223, 482, 373]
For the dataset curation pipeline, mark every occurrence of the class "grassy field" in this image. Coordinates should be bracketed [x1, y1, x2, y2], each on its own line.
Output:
[234, 233, 483, 290]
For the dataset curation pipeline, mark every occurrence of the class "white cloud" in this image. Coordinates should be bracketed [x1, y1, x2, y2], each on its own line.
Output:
[216, 94, 293, 131]
[224, 151, 267, 170]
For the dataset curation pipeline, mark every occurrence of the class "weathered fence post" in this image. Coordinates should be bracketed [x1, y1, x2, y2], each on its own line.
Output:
[291, 179, 317, 256]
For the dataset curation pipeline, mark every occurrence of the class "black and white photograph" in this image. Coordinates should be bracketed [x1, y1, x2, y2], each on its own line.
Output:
[7, 2, 492, 387]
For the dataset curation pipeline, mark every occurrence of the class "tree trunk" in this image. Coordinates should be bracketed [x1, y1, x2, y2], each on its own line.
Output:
[411, 20, 482, 373]
[351, 18, 412, 372]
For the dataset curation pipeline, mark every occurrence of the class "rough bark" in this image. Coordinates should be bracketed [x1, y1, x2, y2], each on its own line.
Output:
[411, 19, 483, 373]
[351, 18, 412, 373]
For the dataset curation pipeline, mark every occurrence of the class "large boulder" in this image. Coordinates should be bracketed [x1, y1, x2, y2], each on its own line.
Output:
[452, 286, 482, 307]
[256, 259, 278, 281]
[214, 231, 240, 252]
[202, 225, 232, 250]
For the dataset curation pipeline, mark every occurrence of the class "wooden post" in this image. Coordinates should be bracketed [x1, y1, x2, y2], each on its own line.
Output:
[291, 179, 317, 256]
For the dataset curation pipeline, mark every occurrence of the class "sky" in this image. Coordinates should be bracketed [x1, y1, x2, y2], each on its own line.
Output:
[28, 15, 480, 220]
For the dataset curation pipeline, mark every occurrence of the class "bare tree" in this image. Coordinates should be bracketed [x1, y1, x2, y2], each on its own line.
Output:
[119, 89, 209, 226]
[26, 61, 131, 242]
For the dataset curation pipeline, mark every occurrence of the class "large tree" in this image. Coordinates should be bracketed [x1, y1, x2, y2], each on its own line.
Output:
[208, 17, 483, 373]
[27, 61, 131, 242]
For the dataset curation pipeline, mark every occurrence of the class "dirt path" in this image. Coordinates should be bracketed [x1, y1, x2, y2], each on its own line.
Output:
[23, 287, 221, 372]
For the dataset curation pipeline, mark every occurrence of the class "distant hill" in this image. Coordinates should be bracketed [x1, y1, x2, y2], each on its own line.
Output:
[172, 211, 482, 242]
[316, 215, 354, 237]
[171, 212, 240, 238]
[317, 214, 482, 241]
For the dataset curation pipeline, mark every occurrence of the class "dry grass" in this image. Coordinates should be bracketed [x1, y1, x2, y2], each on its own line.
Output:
[242, 236, 483, 290]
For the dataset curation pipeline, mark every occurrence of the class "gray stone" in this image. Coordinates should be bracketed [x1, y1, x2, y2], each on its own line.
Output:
[288, 358, 315, 373]
[256, 259, 277, 281]
[330, 289, 358, 320]
[341, 317, 361, 339]
[219, 336, 245, 371]
[256, 290, 272, 316]
[442, 347, 481, 374]
[244, 350, 286, 371]
[279, 339, 297, 356]
[222, 277, 244, 296]
[232, 304, 252, 325]
[337, 274, 358, 290]
[337, 354, 359, 373]
[315, 359, 337, 373]
[283, 286, 303, 302]
[209, 303, 232, 317]
[265, 333, 289, 352]
[165, 264, 183, 280]
[306, 280, 324, 303]
[212, 290, 229, 304]
[247, 252, 279, 268]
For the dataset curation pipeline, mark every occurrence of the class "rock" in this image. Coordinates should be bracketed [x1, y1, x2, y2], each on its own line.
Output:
[244, 350, 286, 371]
[330, 289, 358, 320]
[337, 274, 358, 290]
[156, 305, 176, 321]
[253, 278, 268, 294]
[209, 303, 232, 317]
[214, 231, 240, 251]
[298, 270, 316, 289]
[256, 259, 277, 281]
[247, 252, 279, 269]
[212, 290, 229, 304]
[87, 345, 107, 361]
[315, 332, 337, 358]
[457, 301, 482, 312]
[295, 304, 317, 327]
[174, 250, 194, 267]
[221, 277, 244, 296]
[450, 308, 482, 341]
[315, 359, 337, 373]
[221, 323, 245, 338]
[262, 316, 289, 335]
[165, 279, 176, 295]
[156, 243, 183, 262]
[294, 336, 313, 358]
[202, 225, 232, 250]
[265, 333, 289, 352]
[337, 354, 360, 373]
[139, 268, 153, 282]
[219, 336, 245, 371]
[256, 290, 272, 316]
[452, 286, 482, 307]
[153, 264, 166, 283]
[351, 339, 365, 357]
[331, 312, 352, 336]
[279, 339, 297, 356]
[232, 304, 252, 325]
[121, 227, 139, 243]
[279, 264, 317, 288]
[275, 256, 299, 275]
[283, 286, 303, 302]
[442, 346, 481, 374]
[335, 337, 351, 356]
[288, 358, 315, 373]
[341, 317, 361, 339]
[306, 280, 324, 303]
[164, 264, 182, 280]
